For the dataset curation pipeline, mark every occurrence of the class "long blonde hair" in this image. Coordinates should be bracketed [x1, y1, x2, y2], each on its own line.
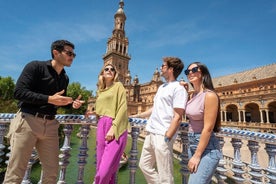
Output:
[97, 63, 119, 91]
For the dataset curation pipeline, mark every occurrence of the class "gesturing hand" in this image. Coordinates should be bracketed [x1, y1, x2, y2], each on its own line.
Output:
[48, 90, 73, 106]
[72, 95, 85, 109]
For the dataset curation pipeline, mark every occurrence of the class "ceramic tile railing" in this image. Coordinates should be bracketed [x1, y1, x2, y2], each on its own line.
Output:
[1, 114, 276, 184]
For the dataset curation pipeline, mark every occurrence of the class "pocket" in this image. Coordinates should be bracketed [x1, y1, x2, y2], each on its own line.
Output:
[6, 113, 24, 139]
[207, 149, 222, 160]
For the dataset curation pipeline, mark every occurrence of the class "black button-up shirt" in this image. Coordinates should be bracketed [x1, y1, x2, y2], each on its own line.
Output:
[14, 60, 69, 115]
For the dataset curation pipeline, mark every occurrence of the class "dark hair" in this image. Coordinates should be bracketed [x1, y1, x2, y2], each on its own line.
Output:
[51, 40, 75, 58]
[187, 62, 214, 90]
[187, 61, 221, 132]
[163, 57, 184, 79]
[214, 101, 221, 132]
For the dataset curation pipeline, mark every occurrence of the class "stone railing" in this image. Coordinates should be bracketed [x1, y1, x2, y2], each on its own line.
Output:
[221, 121, 276, 133]
[1, 114, 276, 184]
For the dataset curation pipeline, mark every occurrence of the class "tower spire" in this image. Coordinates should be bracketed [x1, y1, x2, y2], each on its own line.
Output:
[119, 0, 124, 9]
[102, 0, 131, 85]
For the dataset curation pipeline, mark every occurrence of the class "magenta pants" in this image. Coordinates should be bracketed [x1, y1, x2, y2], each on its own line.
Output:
[95, 116, 128, 184]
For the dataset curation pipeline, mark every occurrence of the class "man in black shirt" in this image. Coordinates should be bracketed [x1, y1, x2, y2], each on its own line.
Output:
[3, 40, 84, 184]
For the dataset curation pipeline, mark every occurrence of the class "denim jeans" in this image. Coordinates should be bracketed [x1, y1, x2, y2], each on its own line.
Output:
[188, 133, 222, 184]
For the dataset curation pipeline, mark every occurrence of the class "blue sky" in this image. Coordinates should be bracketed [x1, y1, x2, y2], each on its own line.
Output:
[1, 0, 275, 94]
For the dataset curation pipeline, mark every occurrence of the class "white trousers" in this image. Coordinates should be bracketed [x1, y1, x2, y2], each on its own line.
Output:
[139, 132, 175, 184]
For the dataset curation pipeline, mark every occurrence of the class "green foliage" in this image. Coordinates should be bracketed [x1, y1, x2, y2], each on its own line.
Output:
[0, 100, 18, 113]
[0, 76, 15, 100]
[0, 76, 93, 114]
[0, 76, 17, 113]
[58, 82, 93, 115]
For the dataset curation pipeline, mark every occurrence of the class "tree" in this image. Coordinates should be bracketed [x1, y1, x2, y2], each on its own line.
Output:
[0, 76, 93, 114]
[58, 82, 93, 115]
[0, 76, 15, 100]
[0, 76, 17, 113]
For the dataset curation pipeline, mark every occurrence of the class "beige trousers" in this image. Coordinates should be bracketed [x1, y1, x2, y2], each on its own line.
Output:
[139, 132, 175, 184]
[3, 111, 59, 184]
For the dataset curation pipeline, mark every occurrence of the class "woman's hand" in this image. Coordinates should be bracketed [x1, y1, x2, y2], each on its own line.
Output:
[129, 114, 139, 118]
[85, 110, 96, 116]
[188, 155, 201, 173]
[179, 81, 189, 91]
[105, 127, 115, 141]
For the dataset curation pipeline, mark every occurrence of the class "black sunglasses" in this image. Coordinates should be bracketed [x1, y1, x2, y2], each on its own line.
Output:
[184, 66, 199, 75]
[161, 64, 168, 68]
[63, 50, 76, 58]
[104, 67, 115, 72]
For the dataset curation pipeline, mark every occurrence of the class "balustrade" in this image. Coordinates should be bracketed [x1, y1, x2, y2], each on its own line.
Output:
[0, 113, 276, 184]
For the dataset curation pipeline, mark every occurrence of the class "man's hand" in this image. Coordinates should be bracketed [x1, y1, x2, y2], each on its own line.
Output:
[72, 95, 85, 109]
[48, 90, 73, 106]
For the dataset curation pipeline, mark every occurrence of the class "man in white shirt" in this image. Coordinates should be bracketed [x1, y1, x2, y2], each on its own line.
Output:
[133, 57, 188, 184]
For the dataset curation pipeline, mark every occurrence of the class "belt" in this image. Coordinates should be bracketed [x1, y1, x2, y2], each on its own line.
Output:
[21, 110, 55, 120]
[34, 112, 55, 120]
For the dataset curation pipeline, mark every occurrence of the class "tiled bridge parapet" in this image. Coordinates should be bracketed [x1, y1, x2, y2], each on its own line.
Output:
[1, 114, 276, 184]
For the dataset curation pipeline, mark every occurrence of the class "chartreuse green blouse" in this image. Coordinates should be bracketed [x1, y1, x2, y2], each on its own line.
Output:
[95, 82, 128, 140]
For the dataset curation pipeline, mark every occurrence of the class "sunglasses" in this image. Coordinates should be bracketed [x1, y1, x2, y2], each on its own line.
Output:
[161, 64, 168, 69]
[104, 67, 115, 72]
[63, 50, 76, 58]
[184, 66, 199, 75]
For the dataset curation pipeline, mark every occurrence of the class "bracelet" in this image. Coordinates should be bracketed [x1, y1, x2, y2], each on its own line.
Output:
[164, 136, 170, 143]
[164, 131, 170, 142]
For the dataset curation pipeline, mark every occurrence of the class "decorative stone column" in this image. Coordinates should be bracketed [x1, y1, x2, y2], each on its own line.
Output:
[231, 138, 245, 183]
[260, 110, 264, 123]
[0, 123, 8, 165]
[216, 136, 227, 183]
[22, 148, 38, 184]
[265, 143, 276, 183]
[57, 124, 73, 184]
[128, 118, 142, 184]
[243, 110, 246, 123]
[247, 140, 263, 183]
[76, 124, 91, 184]
[265, 110, 270, 124]
[178, 123, 189, 184]
[224, 111, 227, 122]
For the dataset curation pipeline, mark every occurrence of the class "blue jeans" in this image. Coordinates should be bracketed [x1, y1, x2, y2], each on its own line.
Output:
[188, 133, 222, 184]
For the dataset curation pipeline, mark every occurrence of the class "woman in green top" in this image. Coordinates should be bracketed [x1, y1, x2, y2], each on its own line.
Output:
[94, 63, 128, 184]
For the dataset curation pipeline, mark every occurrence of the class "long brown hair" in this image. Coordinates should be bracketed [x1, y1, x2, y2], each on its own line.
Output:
[214, 96, 221, 132]
[187, 62, 221, 132]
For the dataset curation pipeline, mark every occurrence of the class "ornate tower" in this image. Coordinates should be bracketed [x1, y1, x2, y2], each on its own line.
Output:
[103, 0, 131, 86]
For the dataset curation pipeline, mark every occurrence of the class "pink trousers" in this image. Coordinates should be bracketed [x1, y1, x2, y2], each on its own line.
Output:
[95, 116, 128, 184]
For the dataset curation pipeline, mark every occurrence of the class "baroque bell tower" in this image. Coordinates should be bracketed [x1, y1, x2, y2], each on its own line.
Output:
[103, 0, 131, 86]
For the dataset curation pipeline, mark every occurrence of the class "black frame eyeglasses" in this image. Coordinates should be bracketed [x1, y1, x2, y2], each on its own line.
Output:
[104, 67, 115, 72]
[63, 50, 76, 58]
[184, 66, 199, 75]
